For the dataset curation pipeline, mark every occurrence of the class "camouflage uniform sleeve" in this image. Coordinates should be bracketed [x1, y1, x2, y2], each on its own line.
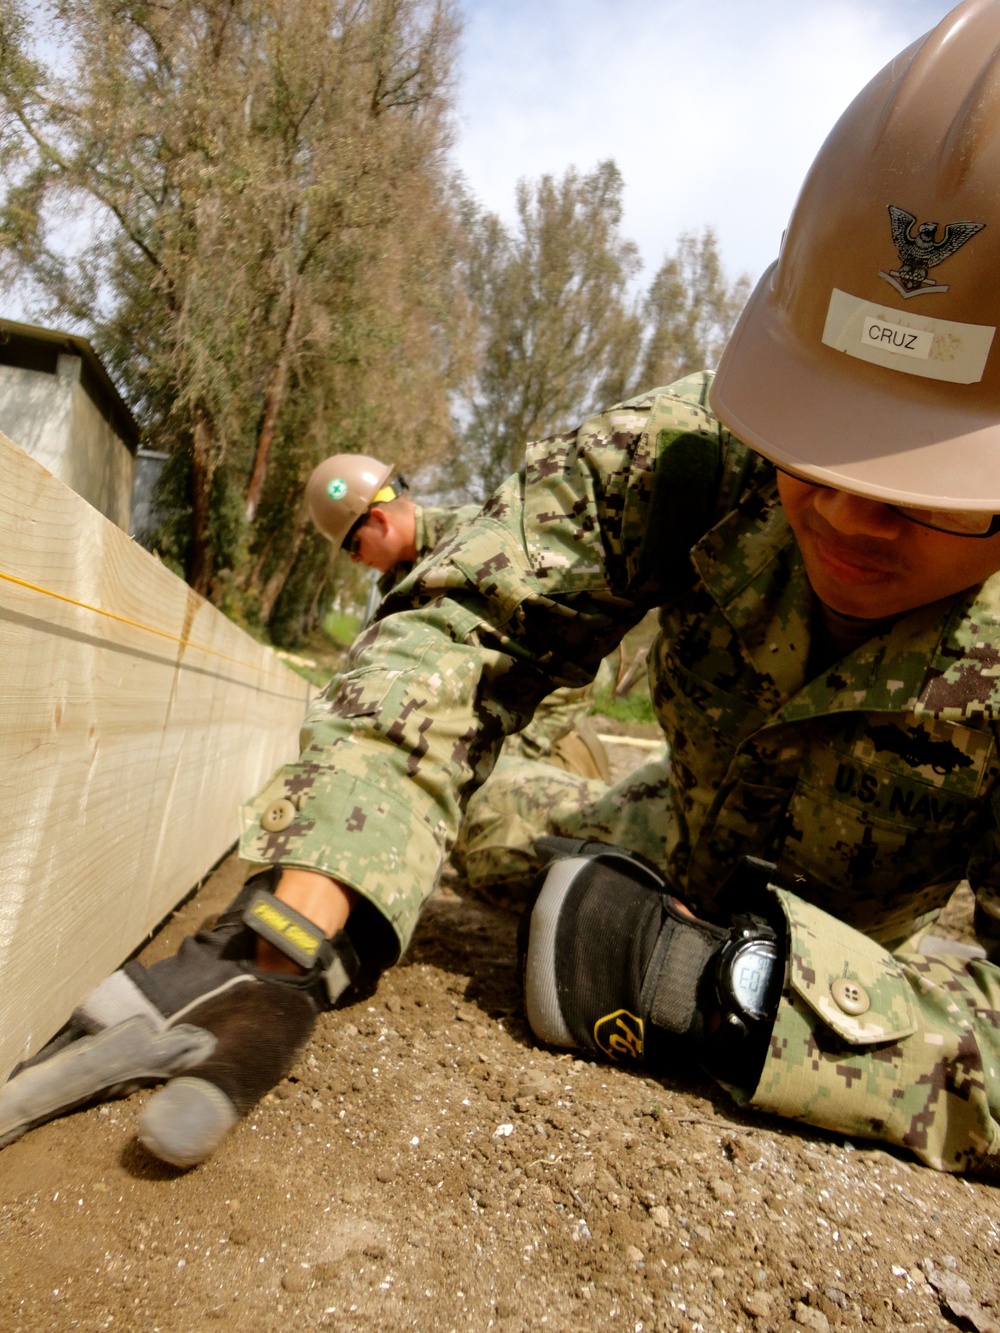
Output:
[241, 375, 735, 953]
[413, 504, 482, 561]
[749, 890, 1000, 1176]
[967, 782, 1000, 959]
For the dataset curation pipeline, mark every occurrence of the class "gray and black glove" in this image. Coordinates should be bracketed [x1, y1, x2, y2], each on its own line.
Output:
[520, 842, 786, 1094]
[0, 869, 365, 1167]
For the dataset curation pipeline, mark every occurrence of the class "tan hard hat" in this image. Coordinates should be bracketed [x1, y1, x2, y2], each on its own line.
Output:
[710, 0, 1000, 512]
[305, 454, 395, 550]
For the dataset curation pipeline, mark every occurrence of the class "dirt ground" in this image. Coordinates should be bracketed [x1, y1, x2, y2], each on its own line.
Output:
[1, 723, 998, 1333]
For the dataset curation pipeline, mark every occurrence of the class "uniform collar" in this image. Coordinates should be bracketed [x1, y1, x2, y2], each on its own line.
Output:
[690, 482, 1000, 721]
[917, 573, 1000, 720]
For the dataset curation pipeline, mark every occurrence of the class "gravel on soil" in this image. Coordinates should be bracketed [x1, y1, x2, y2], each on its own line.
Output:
[0, 728, 997, 1333]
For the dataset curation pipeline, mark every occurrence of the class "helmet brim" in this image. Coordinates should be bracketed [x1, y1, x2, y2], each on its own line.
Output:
[711, 262, 1000, 513]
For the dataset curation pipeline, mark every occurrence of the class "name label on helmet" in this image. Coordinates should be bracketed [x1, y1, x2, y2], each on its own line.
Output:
[861, 318, 933, 360]
[823, 288, 995, 385]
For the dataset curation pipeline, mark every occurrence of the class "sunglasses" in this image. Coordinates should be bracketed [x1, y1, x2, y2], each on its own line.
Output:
[775, 467, 1000, 538]
[345, 514, 370, 557]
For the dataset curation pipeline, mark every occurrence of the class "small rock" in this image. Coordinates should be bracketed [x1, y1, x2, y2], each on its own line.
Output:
[708, 1176, 735, 1203]
[923, 1259, 1000, 1333]
[228, 1226, 251, 1246]
[281, 1270, 311, 1294]
[625, 1245, 644, 1266]
[726, 1135, 761, 1163]
[742, 1291, 773, 1319]
[649, 1205, 671, 1229]
[793, 1303, 831, 1333]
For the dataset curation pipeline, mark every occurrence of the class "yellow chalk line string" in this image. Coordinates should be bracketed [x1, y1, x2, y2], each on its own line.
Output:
[0, 567, 301, 686]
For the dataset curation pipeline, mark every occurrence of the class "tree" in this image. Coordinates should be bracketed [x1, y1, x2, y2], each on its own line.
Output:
[637, 227, 751, 390]
[456, 161, 643, 499]
[0, 0, 464, 623]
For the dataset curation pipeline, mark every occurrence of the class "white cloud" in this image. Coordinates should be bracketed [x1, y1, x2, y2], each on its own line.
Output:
[453, 0, 956, 283]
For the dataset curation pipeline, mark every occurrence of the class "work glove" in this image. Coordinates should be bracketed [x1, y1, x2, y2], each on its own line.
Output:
[0, 869, 361, 1166]
[520, 841, 786, 1093]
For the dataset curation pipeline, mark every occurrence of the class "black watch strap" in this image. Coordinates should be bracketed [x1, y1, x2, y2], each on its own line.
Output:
[702, 912, 784, 1092]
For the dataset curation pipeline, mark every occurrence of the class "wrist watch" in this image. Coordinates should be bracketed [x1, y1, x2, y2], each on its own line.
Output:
[714, 912, 783, 1036]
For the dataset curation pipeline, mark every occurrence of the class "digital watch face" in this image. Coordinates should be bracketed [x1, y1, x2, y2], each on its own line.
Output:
[728, 940, 779, 1020]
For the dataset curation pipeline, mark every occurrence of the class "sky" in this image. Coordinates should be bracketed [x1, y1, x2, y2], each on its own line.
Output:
[6, 0, 958, 327]
[452, 0, 958, 290]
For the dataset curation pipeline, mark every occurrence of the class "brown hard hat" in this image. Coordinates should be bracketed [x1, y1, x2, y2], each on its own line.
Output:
[305, 454, 395, 550]
[711, 0, 1000, 512]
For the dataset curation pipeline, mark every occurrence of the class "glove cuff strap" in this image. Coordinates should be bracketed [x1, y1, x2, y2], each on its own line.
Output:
[242, 888, 361, 1004]
[640, 903, 728, 1040]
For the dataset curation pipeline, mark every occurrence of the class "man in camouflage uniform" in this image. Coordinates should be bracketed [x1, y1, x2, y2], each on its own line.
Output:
[2, 0, 998, 1177]
[305, 453, 610, 778]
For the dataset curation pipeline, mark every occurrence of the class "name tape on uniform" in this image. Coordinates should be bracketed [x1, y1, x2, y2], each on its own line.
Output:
[822, 288, 995, 384]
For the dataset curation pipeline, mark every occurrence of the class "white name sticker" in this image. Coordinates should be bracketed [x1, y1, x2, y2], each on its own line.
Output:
[822, 289, 995, 384]
[861, 317, 933, 360]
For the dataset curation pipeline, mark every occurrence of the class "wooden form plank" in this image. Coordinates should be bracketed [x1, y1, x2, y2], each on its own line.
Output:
[0, 430, 313, 1077]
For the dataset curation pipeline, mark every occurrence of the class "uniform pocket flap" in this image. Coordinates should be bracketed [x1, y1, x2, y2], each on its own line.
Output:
[441, 522, 537, 627]
[774, 888, 918, 1046]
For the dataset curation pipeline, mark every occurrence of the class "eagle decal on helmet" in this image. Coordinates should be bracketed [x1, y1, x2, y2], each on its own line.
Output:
[879, 205, 984, 297]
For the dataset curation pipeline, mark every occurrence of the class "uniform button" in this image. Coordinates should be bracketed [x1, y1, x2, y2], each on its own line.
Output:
[830, 977, 870, 1015]
[261, 798, 297, 833]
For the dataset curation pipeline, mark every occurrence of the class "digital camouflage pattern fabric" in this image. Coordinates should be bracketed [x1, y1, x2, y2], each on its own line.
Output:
[380, 502, 602, 769]
[242, 372, 1000, 1175]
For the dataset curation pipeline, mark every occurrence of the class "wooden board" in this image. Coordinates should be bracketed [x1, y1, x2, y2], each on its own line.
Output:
[0, 430, 313, 1076]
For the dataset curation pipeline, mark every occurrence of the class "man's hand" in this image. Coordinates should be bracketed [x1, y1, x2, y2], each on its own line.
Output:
[0, 867, 361, 1166]
[521, 846, 785, 1092]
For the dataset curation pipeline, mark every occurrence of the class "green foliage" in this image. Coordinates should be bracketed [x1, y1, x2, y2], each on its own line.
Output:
[638, 227, 751, 389]
[323, 609, 362, 646]
[455, 166, 751, 505]
[591, 684, 656, 727]
[1, 2, 751, 649]
[455, 161, 643, 498]
[0, 0, 465, 628]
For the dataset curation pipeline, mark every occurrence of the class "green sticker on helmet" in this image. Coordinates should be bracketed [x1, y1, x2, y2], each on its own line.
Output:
[326, 478, 348, 501]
